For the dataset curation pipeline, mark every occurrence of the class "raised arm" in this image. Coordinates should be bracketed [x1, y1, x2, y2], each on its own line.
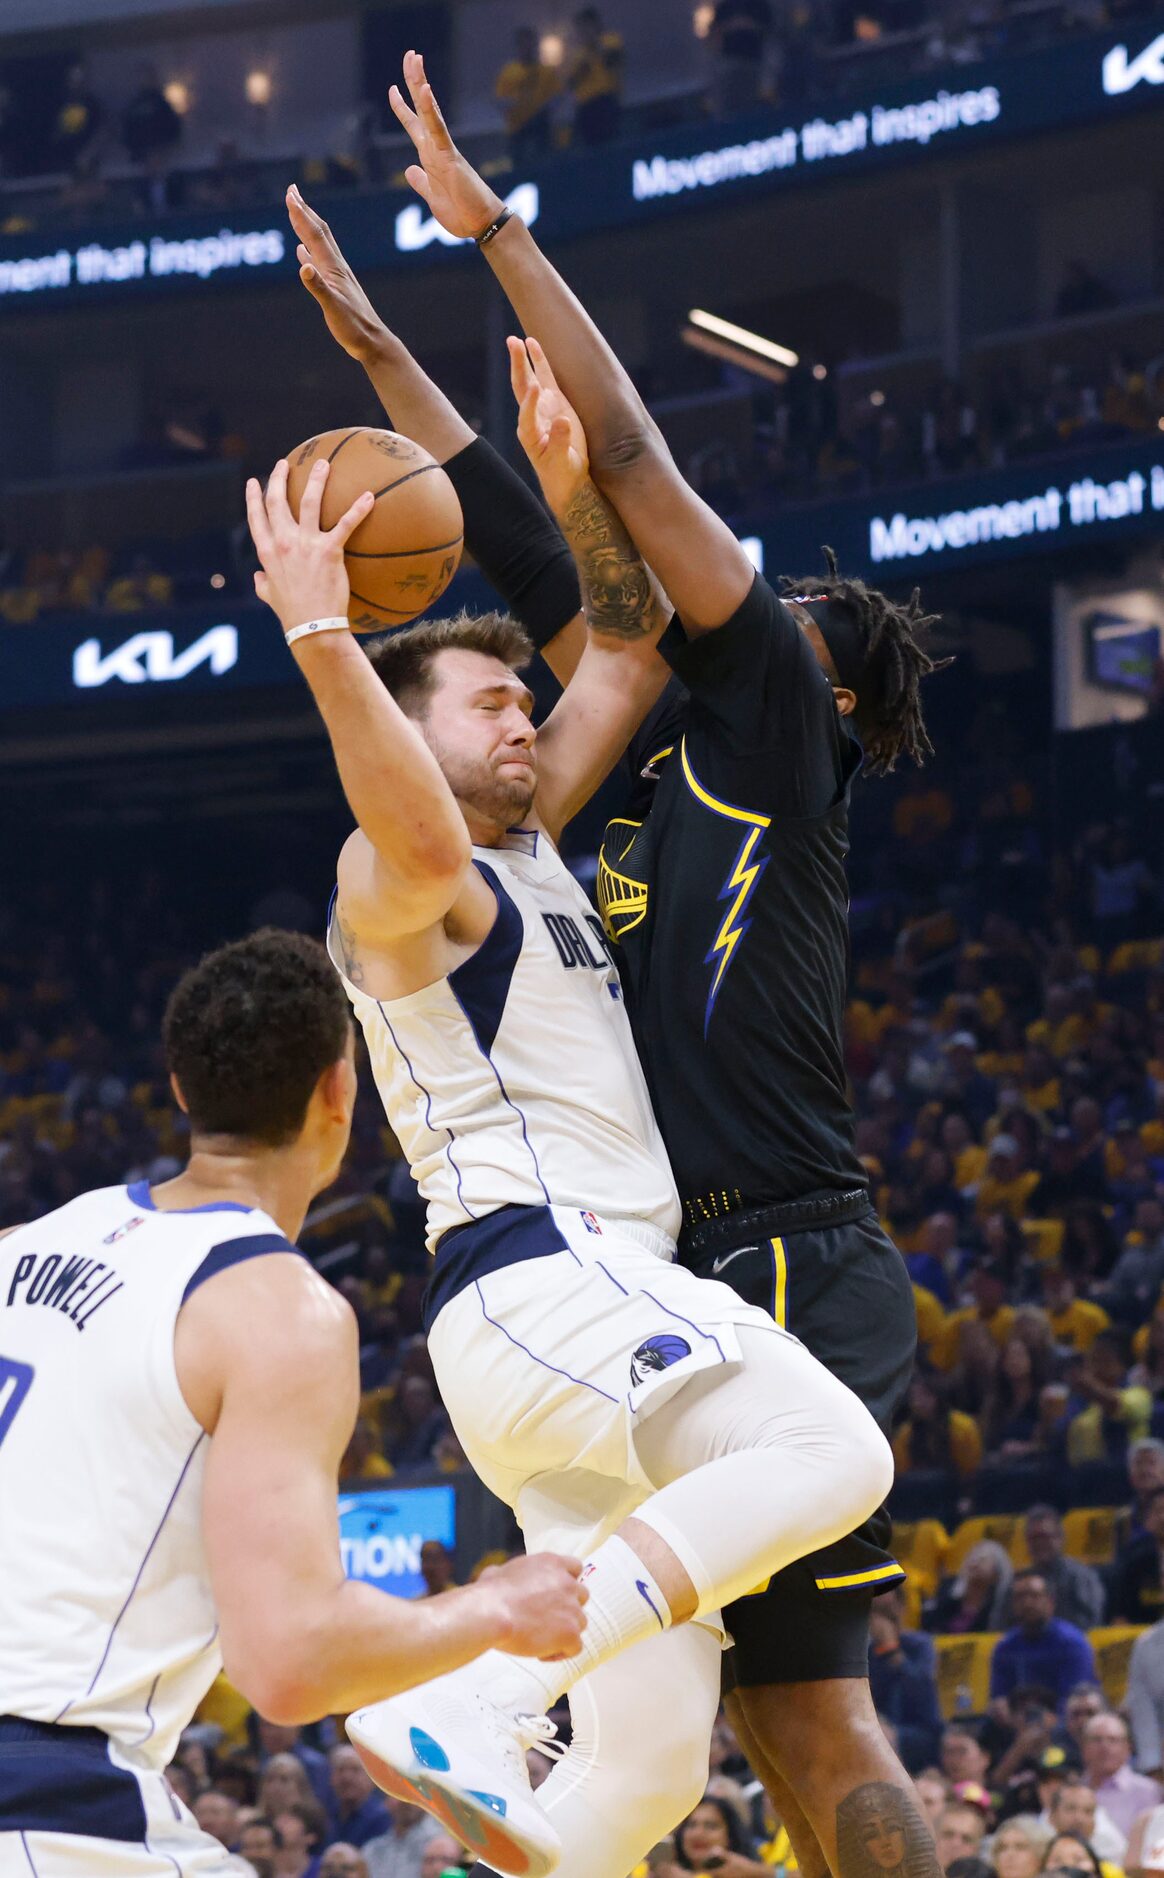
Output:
[390, 52, 756, 634]
[287, 184, 587, 685]
[245, 457, 472, 943]
[178, 1256, 588, 1719]
[505, 334, 672, 842]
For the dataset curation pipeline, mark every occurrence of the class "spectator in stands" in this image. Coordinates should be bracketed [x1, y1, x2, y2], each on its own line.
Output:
[709, 0, 773, 118]
[320, 1851, 367, 1878]
[1040, 1831, 1104, 1878]
[937, 1803, 989, 1873]
[1080, 1715, 1162, 1840]
[991, 1570, 1097, 1711]
[272, 1802, 328, 1877]
[1127, 1618, 1164, 1776]
[916, 1771, 952, 1827]
[977, 1136, 1041, 1224]
[1057, 1686, 1109, 1762]
[1068, 1331, 1153, 1464]
[50, 63, 103, 175]
[363, 1800, 441, 1878]
[868, 1587, 942, 1772]
[1111, 1489, 1164, 1624]
[941, 1726, 993, 1789]
[194, 1788, 245, 1850]
[894, 1369, 983, 1478]
[981, 1339, 1053, 1459]
[992, 1817, 1053, 1878]
[254, 1721, 332, 1821]
[669, 1794, 770, 1872]
[942, 1034, 999, 1133]
[419, 1843, 464, 1878]
[1106, 1204, 1164, 1326]
[241, 1819, 281, 1878]
[120, 61, 182, 208]
[494, 27, 559, 164]
[1043, 1777, 1127, 1863]
[1041, 1269, 1111, 1356]
[327, 1746, 391, 1849]
[386, 1375, 448, 1471]
[415, 1539, 457, 1597]
[1000, 1510, 1105, 1634]
[339, 1416, 392, 1482]
[257, 1754, 315, 1824]
[925, 1540, 1012, 1633]
[565, 8, 623, 145]
[910, 1212, 959, 1305]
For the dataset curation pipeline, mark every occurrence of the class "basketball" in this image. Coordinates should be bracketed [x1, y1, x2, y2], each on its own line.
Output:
[285, 427, 464, 633]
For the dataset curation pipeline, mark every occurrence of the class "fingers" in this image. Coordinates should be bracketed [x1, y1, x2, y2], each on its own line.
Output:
[409, 51, 454, 147]
[525, 335, 562, 396]
[388, 83, 421, 145]
[264, 457, 293, 534]
[403, 163, 434, 209]
[298, 456, 330, 533]
[508, 334, 536, 405]
[329, 487, 376, 547]
[245, 476, 276, 563]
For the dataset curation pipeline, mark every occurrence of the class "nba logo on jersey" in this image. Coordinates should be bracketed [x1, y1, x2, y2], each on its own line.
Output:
[103, 1215, 145, 1246]
[580, 1211, 603, 1235]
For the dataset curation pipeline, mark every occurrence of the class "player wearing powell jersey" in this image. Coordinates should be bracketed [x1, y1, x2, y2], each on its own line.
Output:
[0, 1184, 293, 1766]
[328, 831, 678, 1252]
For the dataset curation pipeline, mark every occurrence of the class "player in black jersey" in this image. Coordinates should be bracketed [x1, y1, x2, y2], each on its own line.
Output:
[306, 68, 948, 1878]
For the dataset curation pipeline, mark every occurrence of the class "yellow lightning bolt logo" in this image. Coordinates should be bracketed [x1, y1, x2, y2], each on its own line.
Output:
[704, 822, 769, 1033]
[678, 737, 772, 1037]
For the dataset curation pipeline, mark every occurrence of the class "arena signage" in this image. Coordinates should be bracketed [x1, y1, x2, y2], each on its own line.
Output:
[72, 625, 239, 688]
[867, 454, 1164, 566]
[1102, 31, 1164, 94]
[338, 1485, 456, 1598]
[395, 181, 539, 253]
[0, 227, 284, 299]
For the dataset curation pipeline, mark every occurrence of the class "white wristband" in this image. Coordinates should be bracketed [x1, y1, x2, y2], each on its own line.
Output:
[284, 616, 351, 648]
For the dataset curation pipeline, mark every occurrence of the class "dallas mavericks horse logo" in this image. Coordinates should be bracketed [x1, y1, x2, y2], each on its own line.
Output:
[630, 1334, 691, 1387]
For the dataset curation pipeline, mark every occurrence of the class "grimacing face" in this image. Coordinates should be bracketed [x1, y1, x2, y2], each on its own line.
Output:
[418, 649, 538, 831]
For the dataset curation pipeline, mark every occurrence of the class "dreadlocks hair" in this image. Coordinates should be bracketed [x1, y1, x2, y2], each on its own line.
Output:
[779, 547, 951, 775]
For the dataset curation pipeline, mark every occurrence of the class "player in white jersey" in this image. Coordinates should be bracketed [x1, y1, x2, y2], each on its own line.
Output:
[246, 384, 894, 1878]
[0, 928, 588, 1878]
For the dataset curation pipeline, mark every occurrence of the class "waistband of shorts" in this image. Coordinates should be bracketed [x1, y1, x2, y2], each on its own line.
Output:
[681, 1188, 873, 1258]
[424, 1203, 675, 1332]
[0, 1717, 110, 1751]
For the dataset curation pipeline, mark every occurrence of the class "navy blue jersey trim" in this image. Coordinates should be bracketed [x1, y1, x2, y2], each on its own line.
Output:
[423, 1204, 568, 1332]
[448, 861, 523, 1059]
[0, 1723, 148, 1843]
[126, 1181, 251, 1217]
[181, 1233, 299, 1304]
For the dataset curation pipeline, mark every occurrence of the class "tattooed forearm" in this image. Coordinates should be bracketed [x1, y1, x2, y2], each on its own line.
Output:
[561, 479, 661, 639]
[835, 1780, 940, 1878]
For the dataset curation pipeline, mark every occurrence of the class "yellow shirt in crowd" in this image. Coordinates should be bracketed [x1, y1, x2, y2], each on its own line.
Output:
[568, 34, 623, 103]
[1068, 1387, 1153, 1463]
[1048, 1298, 1111, 1353]
[495, 59, 559, 131]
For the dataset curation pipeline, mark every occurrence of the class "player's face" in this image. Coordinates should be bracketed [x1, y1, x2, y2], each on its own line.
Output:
[421, 650, 538, 829]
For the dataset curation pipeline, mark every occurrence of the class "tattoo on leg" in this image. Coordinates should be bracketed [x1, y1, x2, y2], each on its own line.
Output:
[835, 1782, 940, 1878]
[561, 481, 662, 640]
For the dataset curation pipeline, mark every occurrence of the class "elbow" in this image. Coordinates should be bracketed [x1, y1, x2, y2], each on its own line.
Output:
[225, 1659, 323, 1728]
[591, 424, 656, 483]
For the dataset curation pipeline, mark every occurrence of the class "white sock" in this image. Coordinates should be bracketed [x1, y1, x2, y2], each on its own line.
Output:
[486, 1536, 671, 1715]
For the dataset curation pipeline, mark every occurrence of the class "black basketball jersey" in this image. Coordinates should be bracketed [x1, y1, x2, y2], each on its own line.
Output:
[597, 572, 867, 1222]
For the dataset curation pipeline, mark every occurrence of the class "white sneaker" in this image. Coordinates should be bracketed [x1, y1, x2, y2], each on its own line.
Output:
[346, 1670, 562, 1878]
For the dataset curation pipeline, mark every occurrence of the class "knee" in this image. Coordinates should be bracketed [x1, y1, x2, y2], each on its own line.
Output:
[835, 1404, 895, 1521]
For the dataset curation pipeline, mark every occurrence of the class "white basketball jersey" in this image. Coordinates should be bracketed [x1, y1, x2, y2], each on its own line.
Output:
[0, 1182, 294, 1769]
[330, 832, 680, 1252]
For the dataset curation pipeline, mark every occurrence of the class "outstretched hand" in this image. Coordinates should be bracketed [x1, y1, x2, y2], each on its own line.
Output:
[246, 458, 373, 636]
[389, 49, 504, 241]
[287, 185, 387, 363]
[509, 335, 589, 516]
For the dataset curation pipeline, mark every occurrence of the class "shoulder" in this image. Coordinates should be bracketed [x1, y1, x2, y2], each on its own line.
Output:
[177, 1251, 356, 1430]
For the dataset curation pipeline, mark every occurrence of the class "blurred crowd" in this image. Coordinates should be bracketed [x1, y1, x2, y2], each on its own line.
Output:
[0, 0, 1159, 229]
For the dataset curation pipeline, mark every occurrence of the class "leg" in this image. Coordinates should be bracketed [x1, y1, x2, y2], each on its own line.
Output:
[735, 1680, 939, 1878]
[478, 1625, 722, 1878]
[725, 1691, 830, 1878]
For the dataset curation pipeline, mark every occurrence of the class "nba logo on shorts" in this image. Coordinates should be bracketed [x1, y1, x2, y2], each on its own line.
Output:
[580, 1211, 602, 1234]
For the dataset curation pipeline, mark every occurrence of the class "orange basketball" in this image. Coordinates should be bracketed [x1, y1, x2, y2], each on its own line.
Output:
[285, 427, 464, 633]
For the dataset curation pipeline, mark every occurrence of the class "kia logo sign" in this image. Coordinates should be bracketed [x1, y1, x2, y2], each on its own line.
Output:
[73, 625, 239, 688]
[395, 182, 539, 252]
[1102, 31, 1164, 93]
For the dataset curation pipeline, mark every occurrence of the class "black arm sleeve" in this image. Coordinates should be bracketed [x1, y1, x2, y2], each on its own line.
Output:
[442, 437, 580, 648]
